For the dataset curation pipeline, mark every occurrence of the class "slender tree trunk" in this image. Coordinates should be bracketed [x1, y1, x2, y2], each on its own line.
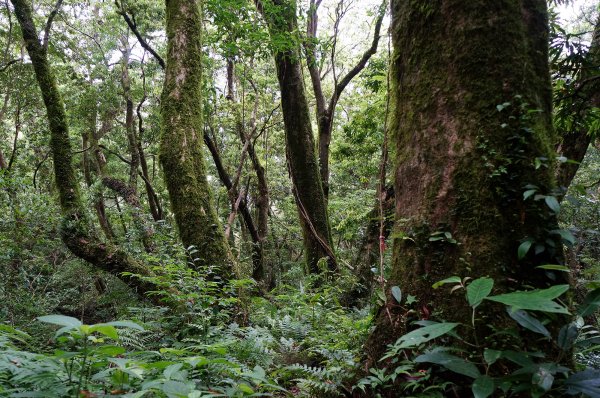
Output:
[305, 0, 386, 199]
[137, 92, 163, 221]
[121, 44, 140, 190]
[161, 0, 233, 276]
[11, 0, 156, 295]
[556, 16, 600, 193]
[365, 0, 565, 366]
[256, 0, 336, 274]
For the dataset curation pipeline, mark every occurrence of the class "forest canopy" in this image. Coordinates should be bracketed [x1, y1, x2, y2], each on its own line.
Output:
[1, 0, 600, 397]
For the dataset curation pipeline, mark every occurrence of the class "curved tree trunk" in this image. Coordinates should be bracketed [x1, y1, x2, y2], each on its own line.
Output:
[255, 0, 337, 274]
[161, 0, 233, 277]
[11, 0, 155, 295]
[365, 0, 565, 366]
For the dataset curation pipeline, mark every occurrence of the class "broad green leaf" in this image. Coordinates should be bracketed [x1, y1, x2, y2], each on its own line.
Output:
[105, 320, 145, 331]
[37, 315, 82, 328]
[557, 322, 579, 351]
[550, 229, 576, 246]
[472, 375, 495, 398]
[578, 288, 600, 317]
[518, 241, 533, 260]
[484, 349, 502, 365]
[391, 286, 402, 304]
[545, 196, 560, 213]
[486, 285, 570, 314]
[432, 276, 461, 289]
[523, 189, 537, 200]
[415, 351, 480, 378]
[89, 324, 118, 340]
[394, 323, 459, 349]
[507, 309, 550, 337]
[467, 278, 494, 308]
[533, 366, 555, 391]
[238, 383, 254, 394]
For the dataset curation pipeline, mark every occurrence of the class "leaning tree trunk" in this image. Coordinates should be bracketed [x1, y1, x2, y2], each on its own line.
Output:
[161, 0, 233, 277]
[365, 0, 565, 365]
[256, 0, 336, 274]
[11, 0, 155, 295]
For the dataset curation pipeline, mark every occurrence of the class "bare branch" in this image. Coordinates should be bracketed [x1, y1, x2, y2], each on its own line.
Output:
[114, 1, 165, 69]
[42, 0, 63, 52]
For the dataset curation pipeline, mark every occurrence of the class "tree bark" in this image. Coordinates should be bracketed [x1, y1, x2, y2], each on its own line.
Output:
[161, 0, 233, 277]
[256, 0, 337, 274]
[365, 0, 565, 366]
[11, 0, 156, 295]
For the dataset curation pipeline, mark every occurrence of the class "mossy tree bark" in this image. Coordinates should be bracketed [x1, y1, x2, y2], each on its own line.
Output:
[161, 0, 233, 276]
[255, 0, 337, 274]
[11, 0, 155, 295]
[365, 0, 565, 364]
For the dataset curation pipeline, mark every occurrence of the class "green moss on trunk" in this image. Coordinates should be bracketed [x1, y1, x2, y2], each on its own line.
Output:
[259, 0, 337, 274]
[161, 0, 233, 277]
[11, 0, 156, 296]
[365, 0, 566, 364]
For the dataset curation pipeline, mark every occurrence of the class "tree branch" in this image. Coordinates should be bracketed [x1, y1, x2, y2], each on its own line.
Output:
[114, 1, 165, 69]
[331, 0, 386, 107]
[42, 0, 63, 52]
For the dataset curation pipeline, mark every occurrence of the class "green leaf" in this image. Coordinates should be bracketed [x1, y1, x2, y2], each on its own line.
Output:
[415, 351, 480, 378]
[432, 276, 461, 289]
[467, 278, 494, 308]
[472, 375, 495, 398]
[557, 322, 579, 351]
[105, 320, 145, 331]
[533, 366, 555, 391]
[394, 323, 460, 349]
[578, 288, 600, 317]
[550, 229, 576, 246]
[535, 264, 570, 272]
[523, 189, 537, 200]
[545, 196, 560, 213]
[518, 240, 533, 260]
[89, 324, 118, 340]
[486, 285, 570, 314]
[565, 368, 600, 396]
[484, 349, 502, 365]
[37, 315, 82, 328]
[391, 286, 402, 304]
[507, 309, 550, 337]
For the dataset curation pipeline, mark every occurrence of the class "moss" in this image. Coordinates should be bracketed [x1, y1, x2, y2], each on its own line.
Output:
[367, 0, 567, 366]
[160, 0, 233, 277]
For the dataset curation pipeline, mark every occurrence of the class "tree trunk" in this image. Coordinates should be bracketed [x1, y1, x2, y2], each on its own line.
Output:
[305, 0, 386, 200]
[161, 0, 233, 276]
[256, 0, 336, 274]
[11, 0, 156, 295]
[556, 16, 600, 193]
[365, 0, 564, 366]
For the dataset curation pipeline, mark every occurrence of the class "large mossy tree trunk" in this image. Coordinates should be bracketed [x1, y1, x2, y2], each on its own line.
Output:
[365, 0, 565, 364]
[11, 0, 155, 295]
[256, 0, 337, 274]
[161, 0, 232, 277]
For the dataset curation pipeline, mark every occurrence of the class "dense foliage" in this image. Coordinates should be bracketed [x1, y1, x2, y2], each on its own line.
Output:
[1, 0, 599, 397]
